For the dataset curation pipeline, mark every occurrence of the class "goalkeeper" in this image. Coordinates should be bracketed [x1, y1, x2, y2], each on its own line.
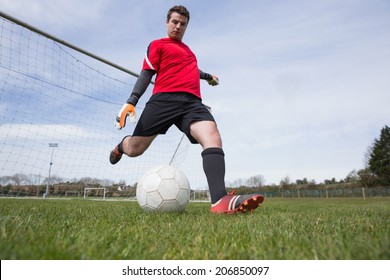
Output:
[110, 5, 264, 214]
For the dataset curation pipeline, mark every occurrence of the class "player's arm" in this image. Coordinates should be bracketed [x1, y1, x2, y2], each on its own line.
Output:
[115, 69, 155, 129]
[199, 69, 219, 86]
[126, 69, 155, 105]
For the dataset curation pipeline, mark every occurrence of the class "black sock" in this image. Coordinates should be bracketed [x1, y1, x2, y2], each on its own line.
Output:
[117, 142, 124, 154]
[201, 147, 227, 204]
[117, 135, 130, 154]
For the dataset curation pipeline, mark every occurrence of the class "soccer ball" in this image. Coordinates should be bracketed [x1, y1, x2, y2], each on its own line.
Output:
[136, 165, 190, 212]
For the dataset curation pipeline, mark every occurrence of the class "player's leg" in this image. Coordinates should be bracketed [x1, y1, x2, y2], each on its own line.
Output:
[122, 135, 157, 157]
[189, 120, 227, 201]
[109, 135, 157, 164]
[190, 120, 264, 214]
[189, 120, 222, 149]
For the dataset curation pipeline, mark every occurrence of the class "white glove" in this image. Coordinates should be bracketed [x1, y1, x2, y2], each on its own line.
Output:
[114, 103, 136, 130]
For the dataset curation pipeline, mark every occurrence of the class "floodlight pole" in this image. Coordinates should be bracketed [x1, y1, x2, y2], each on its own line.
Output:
[44, 143, 58, 198]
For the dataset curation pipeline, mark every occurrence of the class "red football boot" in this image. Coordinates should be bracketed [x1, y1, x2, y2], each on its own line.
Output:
[211, 190, 264, 214]
[109, 145, 123, 165]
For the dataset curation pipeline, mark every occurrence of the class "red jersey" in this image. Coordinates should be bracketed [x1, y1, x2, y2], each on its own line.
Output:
[142, 38, 201, 98]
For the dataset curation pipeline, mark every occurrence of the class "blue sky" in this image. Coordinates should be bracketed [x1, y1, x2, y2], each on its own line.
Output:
[1, 0, 389, 185]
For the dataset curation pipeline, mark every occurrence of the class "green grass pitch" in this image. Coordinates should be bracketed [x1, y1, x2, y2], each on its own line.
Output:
[0, 197, 389, 259]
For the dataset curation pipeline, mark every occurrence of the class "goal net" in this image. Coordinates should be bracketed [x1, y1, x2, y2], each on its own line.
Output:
[0, 13, 207, 198]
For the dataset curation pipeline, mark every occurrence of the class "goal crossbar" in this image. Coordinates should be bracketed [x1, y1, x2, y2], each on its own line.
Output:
[0, 9, 148, 82]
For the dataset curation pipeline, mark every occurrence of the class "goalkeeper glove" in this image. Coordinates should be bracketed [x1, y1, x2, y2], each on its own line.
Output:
[207, 75, 219, 86]
[114, 103, 136, 130]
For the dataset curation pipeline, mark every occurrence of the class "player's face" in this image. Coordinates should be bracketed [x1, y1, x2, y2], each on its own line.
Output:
[166, 12, 188, 41]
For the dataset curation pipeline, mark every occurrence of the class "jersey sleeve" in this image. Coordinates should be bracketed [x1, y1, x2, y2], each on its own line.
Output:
[142, 41, 160, 72]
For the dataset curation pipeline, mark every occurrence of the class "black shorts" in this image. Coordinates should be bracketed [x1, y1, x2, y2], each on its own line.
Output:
[133, 92, 215, 144]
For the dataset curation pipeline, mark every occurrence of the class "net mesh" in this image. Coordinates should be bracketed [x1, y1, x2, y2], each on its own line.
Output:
[0, 15, 207, 198]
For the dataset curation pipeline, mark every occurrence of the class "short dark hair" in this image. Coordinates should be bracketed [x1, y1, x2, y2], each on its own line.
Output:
[167, 5, 190, 23]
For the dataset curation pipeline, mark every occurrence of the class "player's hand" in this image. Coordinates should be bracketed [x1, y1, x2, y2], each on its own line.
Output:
[114, 103, 136, 130]
[207, 75, 219, 86]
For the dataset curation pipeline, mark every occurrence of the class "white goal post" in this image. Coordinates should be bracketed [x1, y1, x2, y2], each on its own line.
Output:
[84, 188, 107, 200]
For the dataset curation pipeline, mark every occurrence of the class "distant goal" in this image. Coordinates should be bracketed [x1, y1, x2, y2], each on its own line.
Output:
[84, 188, 107, 200]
